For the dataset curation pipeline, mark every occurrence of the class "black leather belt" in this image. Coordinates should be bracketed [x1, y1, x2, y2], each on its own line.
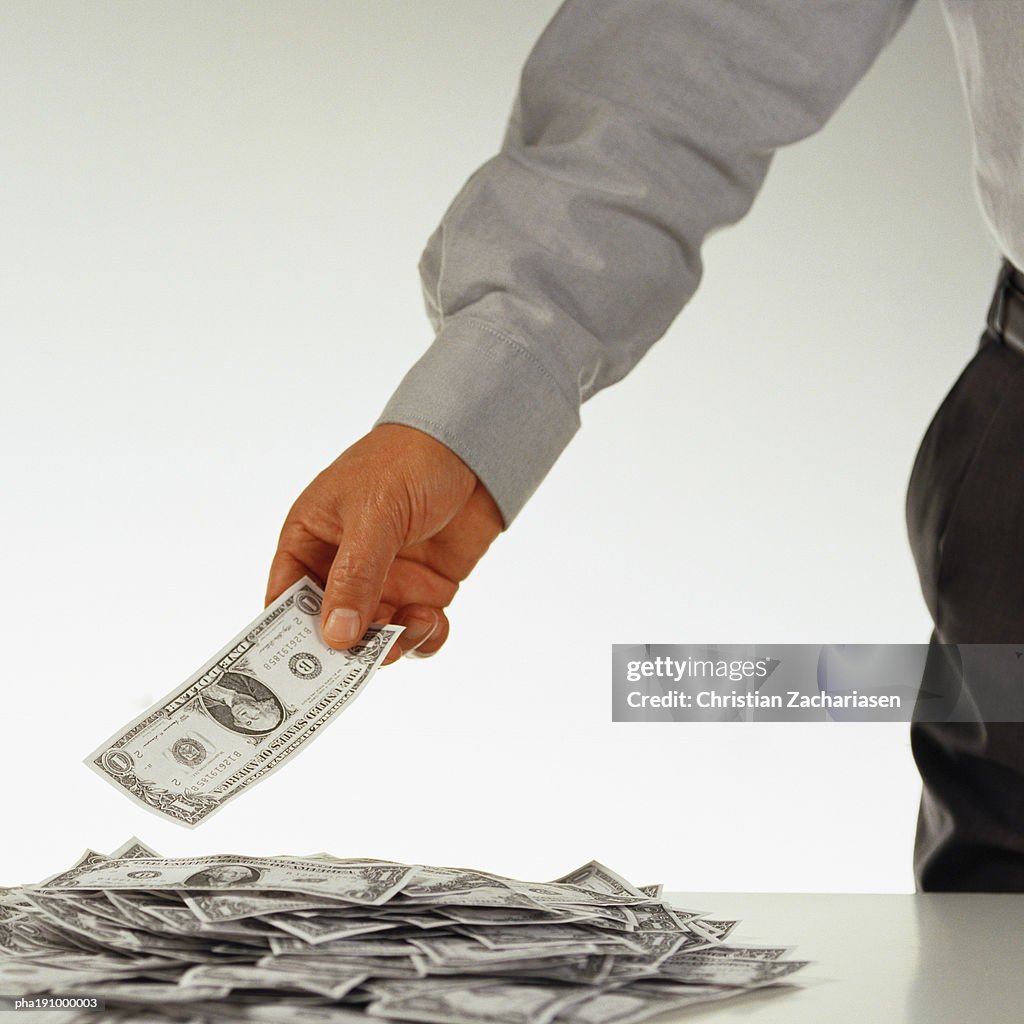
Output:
[988, 258, 1024, 356]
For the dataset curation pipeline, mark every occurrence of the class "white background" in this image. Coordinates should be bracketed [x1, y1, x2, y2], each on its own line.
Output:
[0, 1, 999, 892]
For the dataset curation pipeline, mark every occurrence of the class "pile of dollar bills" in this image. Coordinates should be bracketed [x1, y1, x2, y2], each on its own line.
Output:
[0, 839, 807, 1023]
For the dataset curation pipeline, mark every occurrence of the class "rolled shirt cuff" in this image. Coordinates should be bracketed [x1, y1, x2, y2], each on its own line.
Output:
[375, 316, 581, 527]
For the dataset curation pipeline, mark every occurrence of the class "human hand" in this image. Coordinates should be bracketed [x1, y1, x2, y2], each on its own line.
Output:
[266, 424, 504, 664]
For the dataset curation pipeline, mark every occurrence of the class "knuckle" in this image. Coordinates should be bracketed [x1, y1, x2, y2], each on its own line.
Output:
[327, 556, 381, 591]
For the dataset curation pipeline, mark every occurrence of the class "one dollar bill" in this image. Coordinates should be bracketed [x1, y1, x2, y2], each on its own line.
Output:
[85, 578, 402, 827]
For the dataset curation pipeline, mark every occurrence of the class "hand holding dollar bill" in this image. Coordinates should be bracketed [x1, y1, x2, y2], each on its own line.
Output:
[84, 578, 402, 827]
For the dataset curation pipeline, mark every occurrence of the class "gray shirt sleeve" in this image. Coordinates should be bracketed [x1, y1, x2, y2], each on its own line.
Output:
[376, 0, 917, 526]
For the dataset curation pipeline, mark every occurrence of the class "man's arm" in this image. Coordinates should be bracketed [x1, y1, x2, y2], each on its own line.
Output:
[268, 0, 916, 655]
[378, 0, 917, 525]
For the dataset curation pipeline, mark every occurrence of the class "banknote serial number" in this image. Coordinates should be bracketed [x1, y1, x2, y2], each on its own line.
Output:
[186, 752, 243, 790]
[3, 996, 104, 1011]
[262, 625, 314, 671]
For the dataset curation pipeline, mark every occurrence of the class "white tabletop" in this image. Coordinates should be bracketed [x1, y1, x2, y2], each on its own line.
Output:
[660, 892, 1022, 1023]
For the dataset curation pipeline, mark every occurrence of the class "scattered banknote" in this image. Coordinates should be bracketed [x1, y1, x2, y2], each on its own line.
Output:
[0, 840, 808, 1023]
[84, 578, 403, 827]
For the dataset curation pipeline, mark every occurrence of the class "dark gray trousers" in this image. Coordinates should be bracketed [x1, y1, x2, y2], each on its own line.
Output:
[906, 261, 1024, 891]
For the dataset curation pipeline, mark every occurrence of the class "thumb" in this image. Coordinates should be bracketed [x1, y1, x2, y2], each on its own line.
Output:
[320, 519, 402, 651]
